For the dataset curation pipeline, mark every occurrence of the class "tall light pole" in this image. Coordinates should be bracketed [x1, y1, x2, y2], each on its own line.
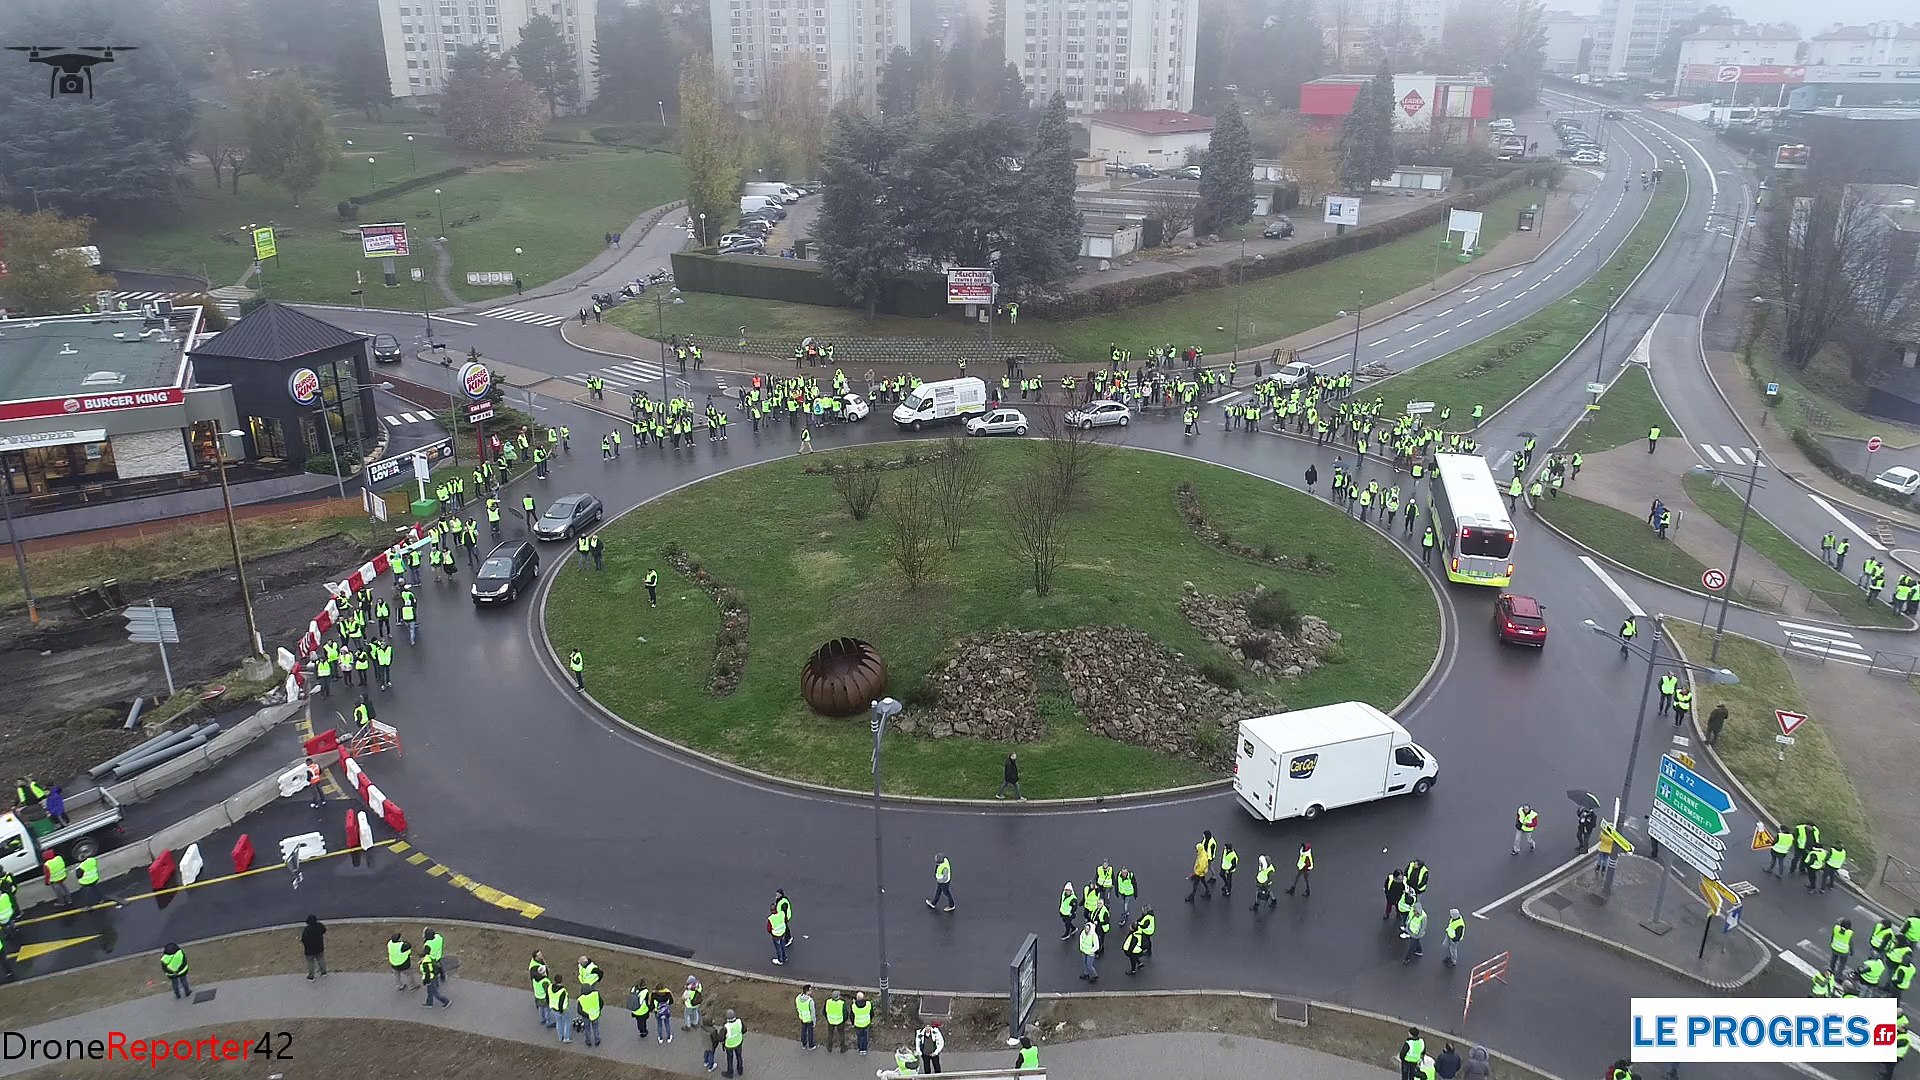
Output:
[1432, 207, 1452, 289]
[1231, 243, 1262, 363]
[869, 696, 902, 1014]
[434, 188, 446, 240]
[406, 134, 417, 173]
[1688, 457, 1767, 663]
[1570, 286, 1617, 424]
[651, 285, 682, 380]
[367, 156, 377, 190]
[214, 429, 264, 657]
[0, 460, 40, 624]
[657, 100, 667, 126]
[1343, 289, 1366, 382]
[1582, 619, 1737, 896]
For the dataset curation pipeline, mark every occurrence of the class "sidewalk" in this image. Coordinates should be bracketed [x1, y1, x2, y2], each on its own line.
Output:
[0, 973, 1398, 1080]
[1522, 854, 1771, 990]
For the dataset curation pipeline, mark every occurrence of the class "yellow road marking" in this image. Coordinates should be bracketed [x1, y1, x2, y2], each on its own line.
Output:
[12, 935, 100, 962]
[426, 864, 449, 878]
[16, 842, 399, 927]
[406, 852, 431, 866]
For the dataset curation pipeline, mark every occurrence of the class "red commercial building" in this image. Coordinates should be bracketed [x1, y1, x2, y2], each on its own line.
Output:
[1299, 74, 1493, 135]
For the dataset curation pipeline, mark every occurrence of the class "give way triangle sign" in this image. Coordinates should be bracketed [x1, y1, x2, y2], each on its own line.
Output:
[1775, 709, 1809, 737]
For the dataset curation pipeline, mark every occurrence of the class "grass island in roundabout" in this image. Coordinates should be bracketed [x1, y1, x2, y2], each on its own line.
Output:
[543, 441, 1441, 799]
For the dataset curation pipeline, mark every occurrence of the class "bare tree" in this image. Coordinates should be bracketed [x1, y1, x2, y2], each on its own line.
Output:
[932, 434, 985, 551]
[1286, 131, 1339, 209]
[1035, 399, 1115, 508]
[1143, 187, 1201, 246]
[881, 466, 940, 589]
[1004, 469, 1067, 596]
[829, 458, 883, 520]
[1756, 188, 1894, 371]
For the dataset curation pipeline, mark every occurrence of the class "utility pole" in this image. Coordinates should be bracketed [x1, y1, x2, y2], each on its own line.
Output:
[1346, 289, 1366, 382]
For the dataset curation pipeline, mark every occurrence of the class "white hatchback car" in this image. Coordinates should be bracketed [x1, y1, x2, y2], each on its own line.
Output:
[842, 393, 870, 421]
[966, 408, 1029, 436]
[1872, 466, 1920, 496]
[1065, 400, 1131, 430]
[1269, 360, 1316, 388]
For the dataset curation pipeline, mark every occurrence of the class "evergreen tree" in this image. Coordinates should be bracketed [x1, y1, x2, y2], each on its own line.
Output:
[593, 2, 680, 119]
[816, 108, 910, 316]
[988, 62, 1029, 118]
[330, 1, 394, 121]
[1336, 65, 1395, 192]
[512, 13, 583, 116]
[1005, 92, 1080, 288]
[877, 46, 920, 118]
[244, 78, 337, 206]
[1196, 100, 1257, 234]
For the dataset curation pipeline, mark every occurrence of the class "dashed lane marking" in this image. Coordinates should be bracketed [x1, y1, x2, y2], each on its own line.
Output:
[388, 839, 544, 919]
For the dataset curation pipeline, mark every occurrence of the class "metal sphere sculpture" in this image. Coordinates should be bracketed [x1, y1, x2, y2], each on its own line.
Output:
[800, 637, 888, 717]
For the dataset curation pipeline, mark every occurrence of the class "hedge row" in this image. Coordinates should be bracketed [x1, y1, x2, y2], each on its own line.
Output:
[669, 250, 949, 316]
[1788, 426, 1919, 514]
[348, 166, 473, 207]
[1025, 164, 1552, 320]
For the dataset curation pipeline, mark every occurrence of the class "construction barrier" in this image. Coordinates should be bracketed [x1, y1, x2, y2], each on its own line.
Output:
[178, 843, 205, 886]
[357, 811, 374, 851]
[347, 718, 401, 758]
[344, 810, 361, 850]
[231, 834, 255, 873]
[148, 849, 177, 892]
[335, 749, 408, 836]
[303, 728, 340, 756]
[292, 526, 428, 689]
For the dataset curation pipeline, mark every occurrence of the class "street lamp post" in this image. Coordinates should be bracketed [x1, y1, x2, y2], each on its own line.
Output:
[406, 134, 417, 173]
[435, 188, 446, 240]
[214, 429, 264, 657]
[1570, 287, 1617, 425]
[1345, 289, 1366, 383]
[0, 461, 40, 624]
[658, 100, 667, 126]
[367, 156, 377, 190]
[1432, 208, 1452, 289]
[698, 213, 707, 247]
[1582, 619, 1738, 897]
[652, 285, 682, 382]
[1688, 457, 1767, 663]
[869, 696, 903, 1014]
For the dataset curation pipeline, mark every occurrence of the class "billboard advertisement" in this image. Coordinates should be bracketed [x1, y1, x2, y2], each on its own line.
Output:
[1393, 75, 1436, 132]
[0, 388, 185, 423]
[1773, 144, 1811, 170]
[359, 223, 411, 259]
[945, 268, 994, 306]
[1324, 195, 1362, 227]
[1681, 64, 1805, 85]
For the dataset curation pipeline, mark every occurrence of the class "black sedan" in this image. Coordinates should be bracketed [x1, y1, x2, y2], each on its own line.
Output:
[533, 493, 604, 541]
[472, 541, 540, 605]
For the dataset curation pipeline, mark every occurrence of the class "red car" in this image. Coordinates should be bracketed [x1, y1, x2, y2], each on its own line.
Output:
[1494, 593, 1547, 647]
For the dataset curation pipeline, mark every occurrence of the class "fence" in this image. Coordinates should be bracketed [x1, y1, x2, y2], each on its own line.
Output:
[1883, 854, 1920, 908]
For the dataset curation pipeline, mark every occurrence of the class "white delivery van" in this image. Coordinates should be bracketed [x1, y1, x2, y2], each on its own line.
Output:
[740, 195, 779, 214]
[892, 377, 988, 430]
[1233, 702, 1437, 821]
[744, 182, 796, 203]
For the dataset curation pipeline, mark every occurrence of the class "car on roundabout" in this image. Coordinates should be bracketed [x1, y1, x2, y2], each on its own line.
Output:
[1493, 592, 1548, 646]
[842, 393, 870, 420]
[1064, 400, 1130, 430]
[369, 333, 403, 363]
[471, 541, 540, 605]
[1268, 360, 1316, 387]
[966, 407, 1029, 436]
[1873, 466, 1920, 496]
[533, 493, 604, 541]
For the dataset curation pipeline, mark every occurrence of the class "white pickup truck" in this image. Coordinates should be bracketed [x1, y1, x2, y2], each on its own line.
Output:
[1, 787, 125, 878]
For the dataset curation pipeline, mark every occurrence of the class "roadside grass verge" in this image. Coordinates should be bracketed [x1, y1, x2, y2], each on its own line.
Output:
[1563, 365, 1673, 454]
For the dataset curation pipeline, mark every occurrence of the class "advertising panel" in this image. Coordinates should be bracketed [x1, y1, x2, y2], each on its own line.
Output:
[359, 223, 411, 259]
[945, 268, 994, 306]
[1324, 195, 1361, 227]
[0, 387, 186, 423]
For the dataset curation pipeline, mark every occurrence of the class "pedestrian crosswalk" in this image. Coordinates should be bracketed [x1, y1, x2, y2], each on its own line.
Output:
[111, 291, 243, 317]
[1776, 619, 1873, 664]
[564, 359, 667, 391]
[382, 411, 435, 428]
[1698, 443, 1764, 467]
[479, 306, 570, 328]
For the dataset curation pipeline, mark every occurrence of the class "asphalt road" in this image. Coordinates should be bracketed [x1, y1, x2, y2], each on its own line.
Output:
[55, 104, 1904, 1078]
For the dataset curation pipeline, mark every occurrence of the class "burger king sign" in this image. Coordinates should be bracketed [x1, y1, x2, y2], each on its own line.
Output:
[288, 367, 323, 407]
[459, 361, 493, 402]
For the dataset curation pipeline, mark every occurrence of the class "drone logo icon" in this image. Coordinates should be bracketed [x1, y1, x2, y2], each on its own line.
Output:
[6, 45, 138, 98]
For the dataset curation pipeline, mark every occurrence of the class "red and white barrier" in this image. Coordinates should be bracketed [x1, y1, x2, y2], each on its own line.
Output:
[335, 748, 407, 835]
[292, 526, 431, 687]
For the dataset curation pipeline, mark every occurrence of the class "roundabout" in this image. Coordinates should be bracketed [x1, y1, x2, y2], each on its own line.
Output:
[542, 442, 1441, 798]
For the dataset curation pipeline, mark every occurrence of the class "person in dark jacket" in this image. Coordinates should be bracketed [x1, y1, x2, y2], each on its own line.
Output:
[1435, 1042, 1462, 1078]
[997, 753, 1023, 800]
[301, 915, 328, 980]
[1463, 1044, 1493, 1078]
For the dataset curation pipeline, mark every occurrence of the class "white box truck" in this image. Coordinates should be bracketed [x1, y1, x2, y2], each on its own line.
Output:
[1233, 702, 1437, 821]
[892, 376, 987, 430]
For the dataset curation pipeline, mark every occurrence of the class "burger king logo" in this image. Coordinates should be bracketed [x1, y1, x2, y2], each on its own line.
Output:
[459, 361, 492, 401]
[288, 367, 323, 406]
[62, 398, 81, 414]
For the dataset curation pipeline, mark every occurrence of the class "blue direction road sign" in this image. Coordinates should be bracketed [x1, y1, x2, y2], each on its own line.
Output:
[1659, 755, 1734, 816]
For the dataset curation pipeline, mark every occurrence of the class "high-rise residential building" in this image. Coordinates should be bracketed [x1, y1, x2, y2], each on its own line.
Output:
[1542, 10, 1592, 73]
[712, 0, 912, 115]
[1591, 0, 1700, 74]
[377, 0, 597, 105]
[1004, 0, 1199, 115]
[1352, 0, 1451, 52]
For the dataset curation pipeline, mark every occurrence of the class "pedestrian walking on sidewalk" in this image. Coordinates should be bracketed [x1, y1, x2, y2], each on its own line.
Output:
[795, 985, 817, 1050]
[918, 1021, 945, 1073]
[721, 1008, 746, 1076]
[387, 933, 416, 990]
[421, 952, 451, 1008]
[301, 915, 328, 980]
[704, 1021, 722, 1071]
[161, 943, 191, 999]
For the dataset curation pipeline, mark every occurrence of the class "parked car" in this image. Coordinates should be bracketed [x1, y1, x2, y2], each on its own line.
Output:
[841, 393, 870, 421]
[1872, 466, 1920, 496]
[1064, 400, 1131, 429]
[1123, 163, 1158, 179]
[1572, 150, 1605, 166]
[965, 407, 1029, 436]
[1493, 593, 1548, 647]
[1262, 216, 1295, 239]
[1268, 360, 1316, 387]
[472, 541, 540, 605]
[720, 237, 767, 255]
[1173, 165, 1203, 180]
[369, 333, 403, 363]
[533, 492, 604, 541]
[716, 233, 757, 248]
[733, 219, 774, 237]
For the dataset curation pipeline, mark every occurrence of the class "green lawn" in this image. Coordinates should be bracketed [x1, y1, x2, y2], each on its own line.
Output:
[1374, 178, 1686, 425]
[544, 442, 1440, 797]
[1741, 342, 1920, 448]
[1564, 365, 1674, 454]
[610, 188, 1543, 362]
[94, 115, 682, 309]
[1680, 473, 1905, 627]
[1664, 621, 1875, 868]
[1534, 493, 1724, 598]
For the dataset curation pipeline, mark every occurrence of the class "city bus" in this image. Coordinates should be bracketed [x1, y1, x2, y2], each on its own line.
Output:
[1429, 453, 1516, 586]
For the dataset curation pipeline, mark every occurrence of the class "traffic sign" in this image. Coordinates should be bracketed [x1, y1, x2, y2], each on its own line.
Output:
[1765, 382, 1780, 397]
[1657, 755, 1735, 833]
[1407, 401, 1435, 415]
[1650, 805, 1725, 876]
[1868, 436, 1883, 453]
[1723, 902, 1743, 931]
[1702, 568, 1727, 591]
[1774, 734, 1796, 746]
[1775, 709, 1808, 737]
[1751, 823, 1776, 851]
[1586, 381, 1609, 395]
[1700, 876, 1741, 912]
[123, 604, 180, 645]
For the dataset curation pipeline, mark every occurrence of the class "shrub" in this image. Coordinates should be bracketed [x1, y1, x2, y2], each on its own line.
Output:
[1237, 635, 1273, 661]
[1259, 542, 1276, 562]
[1247, 591, 1302, 636]
[1195, 655, 1244, 690]
[1190, 722, 1230, 761]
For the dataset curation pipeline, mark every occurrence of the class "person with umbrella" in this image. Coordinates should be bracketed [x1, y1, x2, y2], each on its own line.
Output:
[1569, 790, 1600, 850]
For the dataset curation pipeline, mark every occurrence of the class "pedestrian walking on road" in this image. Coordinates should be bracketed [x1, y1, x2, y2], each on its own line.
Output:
[1402, 904, 1428, 963]
[1123, 919, 1147, 974]
[1116, 866, 1136, 920]
[1577, 806, 1598, 851]
[769, 899, 790, 964]
[997, 753, 1022, 799]
[1831, 918, 1856, 975]
[1252, 855, 1277, 910]
[1444, 908, 1465, 967]
[1078, 919, 1100, 981]
[1658, 671, 1678, 716]
[1059, 882, 1080, 938]
[1512, 805, 1538, 854]
[1219, 842, 1239, 897]
[1384, 869, 1407, 922]
[1766, 827, 1794, 877]
[927, 853, 955, 911]
[302, 915, 328, 979]
[1286, 842, 1313, 897]
[1186, 836, 1214, 901]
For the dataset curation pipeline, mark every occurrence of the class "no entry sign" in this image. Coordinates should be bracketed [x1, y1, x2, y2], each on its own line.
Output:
[1868, 436, 1883, 453]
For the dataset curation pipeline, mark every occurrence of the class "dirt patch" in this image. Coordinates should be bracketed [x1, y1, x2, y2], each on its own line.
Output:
[12, 1020, 671, 1080]
[0, 536, 374, 787]
[1572, 443, 1821, 612]
[2, 922, 1551, 1080]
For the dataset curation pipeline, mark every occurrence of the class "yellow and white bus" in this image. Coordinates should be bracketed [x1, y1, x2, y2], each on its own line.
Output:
[1429, 453, 1515, 586]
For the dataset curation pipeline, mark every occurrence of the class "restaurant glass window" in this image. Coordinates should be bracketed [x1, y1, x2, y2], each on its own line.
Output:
[1, 442, 118, 493]
[248, 415, 289, 460]
[190, 421, 225, 468]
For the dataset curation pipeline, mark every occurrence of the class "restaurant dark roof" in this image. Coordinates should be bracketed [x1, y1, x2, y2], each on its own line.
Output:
[188, 302, 367, 363]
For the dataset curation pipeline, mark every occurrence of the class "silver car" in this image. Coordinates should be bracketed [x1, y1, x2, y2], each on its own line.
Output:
[965, 407, 1029, 436]
[1064, 400, 1130, 430]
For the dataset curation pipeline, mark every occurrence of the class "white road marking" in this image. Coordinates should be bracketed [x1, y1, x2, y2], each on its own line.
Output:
[1719, 444, 1747, 465]
[1778, 951, 1819, 979]
[382, 415, 402, 427]
[1699, 444, 1725, 464]
[430, 315, 477, 327]
[1807, 493, 1887, 550]
[1384, 349, 1404, 358]
[1368, 338, 1391, 347]
[1436, 308, 1454, 317]
[1581, 556, 1647, 617]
